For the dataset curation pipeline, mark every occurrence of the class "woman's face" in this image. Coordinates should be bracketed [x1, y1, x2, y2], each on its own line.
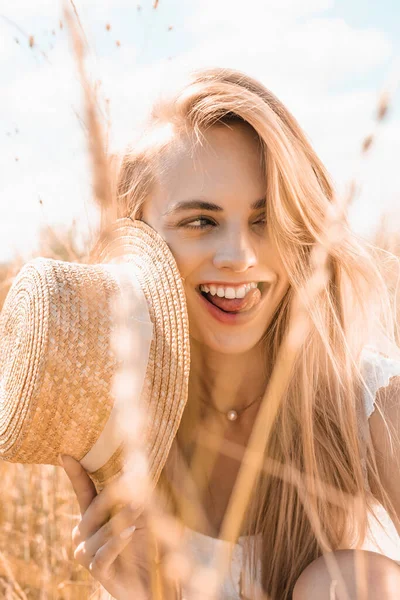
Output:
[141, 122, 289, 355]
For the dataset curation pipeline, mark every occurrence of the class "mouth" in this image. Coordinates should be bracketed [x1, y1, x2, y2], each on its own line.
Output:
[196, 281, 268, 318]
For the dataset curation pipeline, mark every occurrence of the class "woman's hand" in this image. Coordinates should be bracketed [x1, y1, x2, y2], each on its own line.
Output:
[61, 455, 160, 600]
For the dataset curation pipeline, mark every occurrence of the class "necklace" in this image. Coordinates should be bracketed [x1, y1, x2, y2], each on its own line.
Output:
[199, 394, 263, 422]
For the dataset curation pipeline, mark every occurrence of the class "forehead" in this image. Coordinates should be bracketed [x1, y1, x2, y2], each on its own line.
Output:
[152, 122, 266, 210]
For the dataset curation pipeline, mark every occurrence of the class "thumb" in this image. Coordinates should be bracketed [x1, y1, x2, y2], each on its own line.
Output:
[61, 455, 97, 516]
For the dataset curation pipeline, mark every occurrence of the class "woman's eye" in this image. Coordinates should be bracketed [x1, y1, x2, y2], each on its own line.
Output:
[253, 217, 266, 227]
[180, 216, 216, 230]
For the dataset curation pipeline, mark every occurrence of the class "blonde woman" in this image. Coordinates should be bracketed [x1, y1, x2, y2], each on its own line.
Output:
[62, 68, 400, 599]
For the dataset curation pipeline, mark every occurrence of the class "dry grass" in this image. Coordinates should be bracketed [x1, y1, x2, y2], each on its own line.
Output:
[1, 212, 399, 599]
[0, 221, 104, 599]
[1, 4, 400, 600]
[0, 464, 103, 599]
[0, 217, 399, 598]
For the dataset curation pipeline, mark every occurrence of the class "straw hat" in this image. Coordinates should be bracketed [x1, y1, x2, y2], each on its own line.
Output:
[0, 218, 190, 492]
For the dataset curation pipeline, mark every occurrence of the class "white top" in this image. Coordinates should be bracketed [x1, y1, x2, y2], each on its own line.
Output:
[181, 348, 400, 599]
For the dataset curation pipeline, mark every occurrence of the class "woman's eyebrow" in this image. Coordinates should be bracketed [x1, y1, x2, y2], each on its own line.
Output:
[164, 197, 266, 215]
[252, 198, 266, 210]
[164, 200, 223, 215]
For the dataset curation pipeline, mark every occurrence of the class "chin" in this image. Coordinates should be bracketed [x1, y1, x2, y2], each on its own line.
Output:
[190, 328, 266, 355]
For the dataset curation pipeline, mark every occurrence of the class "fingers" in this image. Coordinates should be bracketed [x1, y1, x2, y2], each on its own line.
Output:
[88, 525, 137, 580]
[73, 494, 143, 551]
[61, 455, 97, 516]
[73, 504, 138, 571]
[73, 470, 145, 546]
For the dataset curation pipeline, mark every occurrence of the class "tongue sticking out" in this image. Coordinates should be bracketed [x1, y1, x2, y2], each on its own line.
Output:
[204, 288, 262, 313]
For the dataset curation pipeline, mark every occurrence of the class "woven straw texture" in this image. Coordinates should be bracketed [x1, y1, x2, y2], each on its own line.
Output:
[0, 219, 190, 492]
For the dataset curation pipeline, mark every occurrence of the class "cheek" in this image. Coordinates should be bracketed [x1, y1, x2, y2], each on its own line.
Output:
[170, 251, 195, 279]
[162, 235, 208, 280]
[263, 245, 288, 285]
[140, 207, 199, 278]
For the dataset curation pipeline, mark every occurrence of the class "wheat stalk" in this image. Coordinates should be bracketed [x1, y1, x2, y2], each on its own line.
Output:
[196, 64, 400, 598]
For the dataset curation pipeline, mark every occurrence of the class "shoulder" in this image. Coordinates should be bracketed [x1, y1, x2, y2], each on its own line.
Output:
[369, 372, 400, 444]
[360, 347, 400, 419]
[368, 366, 400, 532]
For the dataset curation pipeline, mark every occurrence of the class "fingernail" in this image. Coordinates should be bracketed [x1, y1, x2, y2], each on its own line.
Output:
[58, 454, 65, 467]
[120, 525, 136, 539]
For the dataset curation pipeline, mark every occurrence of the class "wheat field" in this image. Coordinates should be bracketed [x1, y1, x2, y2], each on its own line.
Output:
[1, 4, 400, 600]
[0, 214, 399, 600]
[0, 224, 104, 599]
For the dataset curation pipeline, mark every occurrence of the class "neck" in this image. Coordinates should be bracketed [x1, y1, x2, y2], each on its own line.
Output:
[189, 339, 269, 425]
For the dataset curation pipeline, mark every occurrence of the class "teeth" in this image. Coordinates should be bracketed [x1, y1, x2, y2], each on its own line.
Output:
[200, 283, 259, 299]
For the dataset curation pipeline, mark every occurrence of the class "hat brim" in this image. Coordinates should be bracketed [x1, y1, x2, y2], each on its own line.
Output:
[87, 218, 190, 490]
[0, 218, 190, 493]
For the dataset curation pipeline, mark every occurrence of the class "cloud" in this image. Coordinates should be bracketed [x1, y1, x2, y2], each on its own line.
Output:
[0, 0, 398, 261]
[2, 0, 134, 22]
[348, 117, 400, 233]
[185, 0, 334, 32]
[172, 16, 392, 95]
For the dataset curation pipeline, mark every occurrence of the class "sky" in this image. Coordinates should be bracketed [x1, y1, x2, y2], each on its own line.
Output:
[0, 0, 399, 262]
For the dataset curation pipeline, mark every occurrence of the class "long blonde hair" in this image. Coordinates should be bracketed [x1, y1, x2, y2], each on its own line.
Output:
[113, 67, 399, 599]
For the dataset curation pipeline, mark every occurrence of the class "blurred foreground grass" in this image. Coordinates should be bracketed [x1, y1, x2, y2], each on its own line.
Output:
[0, 216, 399, 598]
[0, 224, 103, 599]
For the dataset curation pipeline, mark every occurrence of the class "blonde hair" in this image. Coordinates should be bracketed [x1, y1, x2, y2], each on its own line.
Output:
[113, 67, 399, 599]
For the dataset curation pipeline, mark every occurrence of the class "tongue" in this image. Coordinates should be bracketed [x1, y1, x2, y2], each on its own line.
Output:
[206, 288, 262, 313]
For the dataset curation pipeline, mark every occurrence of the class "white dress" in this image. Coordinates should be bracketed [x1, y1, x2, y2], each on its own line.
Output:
[180, 348, 400, 599]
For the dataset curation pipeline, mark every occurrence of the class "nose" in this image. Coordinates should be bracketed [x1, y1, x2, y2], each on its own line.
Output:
[213, 226, 257, 273]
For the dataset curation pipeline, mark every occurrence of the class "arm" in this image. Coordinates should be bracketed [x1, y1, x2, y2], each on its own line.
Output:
[368, 375, 400, 536]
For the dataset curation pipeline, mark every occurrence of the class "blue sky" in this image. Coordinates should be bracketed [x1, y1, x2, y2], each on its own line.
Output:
[1, 0, 399, 262]
[325, 0, 400, 88]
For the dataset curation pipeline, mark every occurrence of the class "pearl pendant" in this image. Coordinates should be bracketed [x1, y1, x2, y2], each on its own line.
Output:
[227, 409, 238, 421]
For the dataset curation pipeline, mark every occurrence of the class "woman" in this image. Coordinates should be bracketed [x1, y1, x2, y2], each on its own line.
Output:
[62, 68, 400, 599]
